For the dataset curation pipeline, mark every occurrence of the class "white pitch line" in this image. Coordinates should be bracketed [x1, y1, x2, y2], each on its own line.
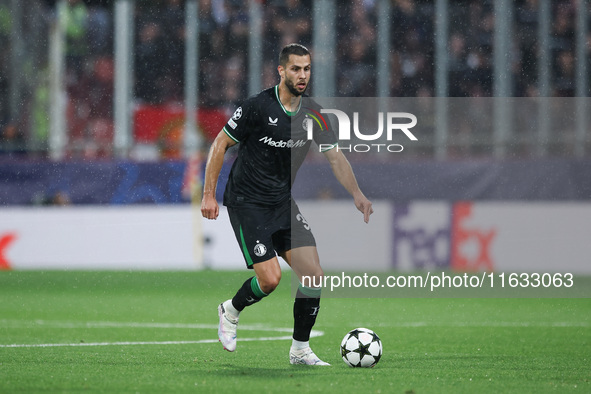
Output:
[369, 321, 591, 328]
[0, 320, 294, 332]
[0, 320, 323, 349]
[1, 339, 221, 348]
[0, 336, 299, 348]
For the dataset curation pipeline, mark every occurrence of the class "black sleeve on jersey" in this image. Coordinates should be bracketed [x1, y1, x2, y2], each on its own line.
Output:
[223, 97, 258, 143]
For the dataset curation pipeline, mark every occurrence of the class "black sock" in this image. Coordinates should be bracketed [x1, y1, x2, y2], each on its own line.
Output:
[293, 286, 321, 342]
[231, 276, 267, 312]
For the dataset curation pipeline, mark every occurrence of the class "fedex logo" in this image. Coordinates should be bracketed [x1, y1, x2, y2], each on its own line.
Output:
[392, 202, 496, 271]
[451, 202, 496, 271]
[392, 203, 450, 270]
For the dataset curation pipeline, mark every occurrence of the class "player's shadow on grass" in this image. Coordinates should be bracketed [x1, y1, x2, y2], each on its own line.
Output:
[203, 364, 335, 377]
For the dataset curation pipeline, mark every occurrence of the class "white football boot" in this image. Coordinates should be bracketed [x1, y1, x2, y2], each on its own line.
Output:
[289, 347, 330, 366]
[217, 301, 238, 352]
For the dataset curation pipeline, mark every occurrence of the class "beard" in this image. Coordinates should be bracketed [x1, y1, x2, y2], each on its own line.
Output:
[285, 78, 306, 97]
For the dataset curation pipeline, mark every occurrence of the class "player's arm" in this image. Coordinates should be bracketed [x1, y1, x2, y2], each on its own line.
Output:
[323, 148, 373, 223]
[201, 130, 237, 220]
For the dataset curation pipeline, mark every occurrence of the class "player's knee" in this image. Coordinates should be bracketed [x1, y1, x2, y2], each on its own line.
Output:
[300, 268, 324, 289]
[309, 268, 324, 283]
[259, 270, 281, 294]
[316, 268, 325, 279]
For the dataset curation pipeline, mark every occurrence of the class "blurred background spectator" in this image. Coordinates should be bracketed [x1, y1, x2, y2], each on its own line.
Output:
[1, 0, 590, 160]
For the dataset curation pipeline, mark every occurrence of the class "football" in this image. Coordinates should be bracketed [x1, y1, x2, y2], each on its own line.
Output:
[340, 327, 382, 368]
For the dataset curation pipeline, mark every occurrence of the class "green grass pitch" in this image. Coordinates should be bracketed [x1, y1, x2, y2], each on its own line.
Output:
[1, 270, 589, 393]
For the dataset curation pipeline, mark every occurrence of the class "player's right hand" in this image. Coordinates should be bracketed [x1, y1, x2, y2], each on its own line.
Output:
[201, 194, 219, 220]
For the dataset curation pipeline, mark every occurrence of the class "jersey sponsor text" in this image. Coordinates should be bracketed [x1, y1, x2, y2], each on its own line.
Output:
[258, 136, 307, 149]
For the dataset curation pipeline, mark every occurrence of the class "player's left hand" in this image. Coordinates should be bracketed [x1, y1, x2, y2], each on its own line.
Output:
[354, 195, 373, 223]
[201, 194, 220, 220]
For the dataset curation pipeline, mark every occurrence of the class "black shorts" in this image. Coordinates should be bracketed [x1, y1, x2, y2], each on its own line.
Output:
[227, 199, 316, 268]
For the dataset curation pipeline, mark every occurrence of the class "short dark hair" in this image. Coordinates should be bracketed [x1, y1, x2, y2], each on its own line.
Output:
[279, 43, 310, 67]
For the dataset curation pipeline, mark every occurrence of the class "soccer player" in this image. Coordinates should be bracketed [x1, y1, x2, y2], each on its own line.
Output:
[201, 43, 373, 365]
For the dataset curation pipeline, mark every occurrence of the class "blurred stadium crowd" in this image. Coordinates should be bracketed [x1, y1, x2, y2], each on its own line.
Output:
[0, 0, 588, 158]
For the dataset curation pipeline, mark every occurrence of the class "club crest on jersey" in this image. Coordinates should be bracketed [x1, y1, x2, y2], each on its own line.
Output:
[302, 117, 313, 131]
[253, 241, 267, 257]
[232, 107, 242, 120]
[268, 117, 278, 126]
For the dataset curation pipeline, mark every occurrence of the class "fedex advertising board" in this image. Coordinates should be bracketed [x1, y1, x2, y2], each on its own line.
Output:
[392, 202, 591, 274]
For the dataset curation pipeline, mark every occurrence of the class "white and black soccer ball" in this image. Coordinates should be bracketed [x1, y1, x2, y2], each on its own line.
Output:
[340, 327, 382, 368]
